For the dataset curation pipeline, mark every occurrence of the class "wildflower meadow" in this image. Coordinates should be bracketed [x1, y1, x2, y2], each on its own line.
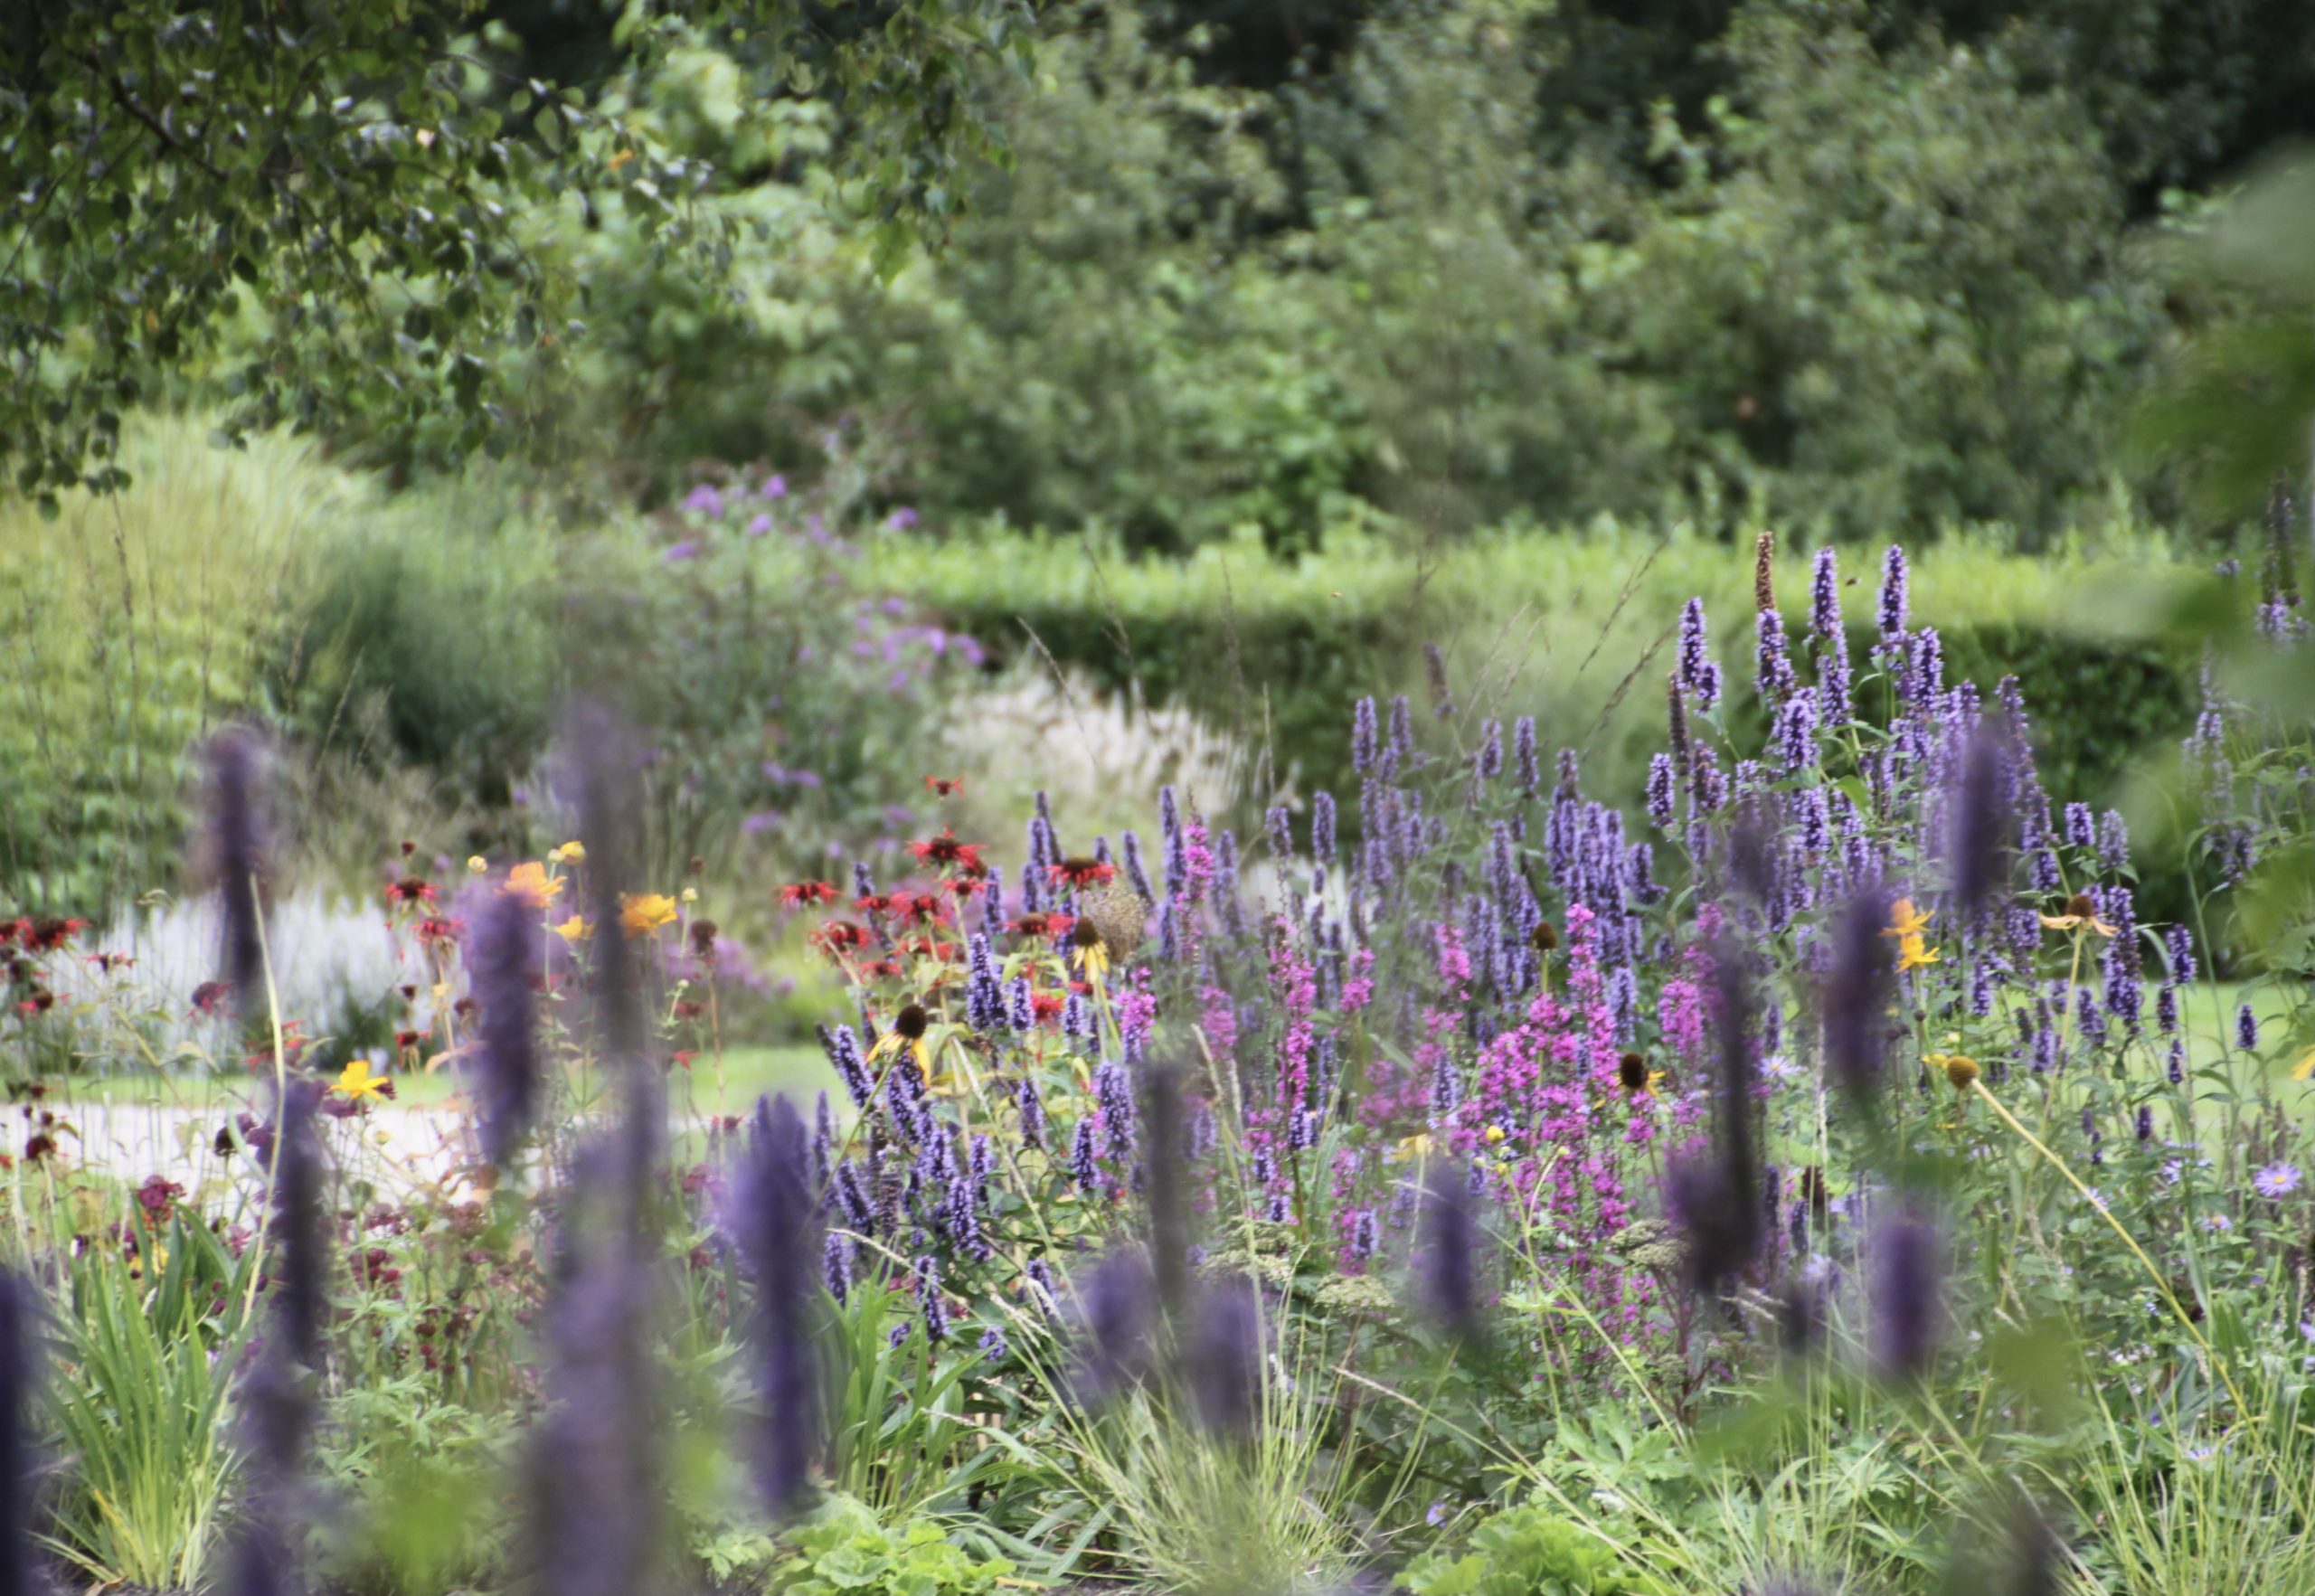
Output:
[7, 5, 2315, 1594]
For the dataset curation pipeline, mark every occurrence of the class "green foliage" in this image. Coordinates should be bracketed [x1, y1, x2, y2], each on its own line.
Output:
[0, 413, 369, 912]
[767, 1493, 1017, 1596]
[876, 522, 2201, 845]
[1399, 1505, 1648, 1596]
[0, 0, 1031, 499]
[736, 0, 2186, 548]
[35, 1219, 253, 1591]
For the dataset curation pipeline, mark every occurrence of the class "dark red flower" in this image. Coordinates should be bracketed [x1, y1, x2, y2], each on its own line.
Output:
[780, 881, 840, 907]
[190, 981, 232, 1016]
[1048, 857, 1116, 889]
[87, 951, 134, 973]
[414, 916, 462, 944]
[1030, 991, 1066, 1024]
[135, 1175, 185, 1224]
[810, 921, 873, 957]
[1007, 911, 1074, 941]
[923, 776, 966, 798]
[907, 828, 987, 876]
[386, 877, 438, 904]
[24, 916, 88, 951]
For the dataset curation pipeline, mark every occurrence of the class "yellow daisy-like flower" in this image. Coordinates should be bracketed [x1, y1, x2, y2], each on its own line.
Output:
[680, 886, 699, 904]
[865, 1003, 934, 1082]
[2291, 1047, 2315, 1083]
[1883, 898, 1941, 972]
[1884, 897, 1933, 940]
[550, 840, 586, 864]
[619, 893, 679, 938]
[466, 855, 488, 874]
[552, 914, 591, 943]
[331, 1059, 389, 1101]
[502, 861, 565, 907]
[1392, 1131, 1436, 1164]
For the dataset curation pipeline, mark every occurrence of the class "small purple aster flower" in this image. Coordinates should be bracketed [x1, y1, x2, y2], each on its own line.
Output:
[2254, 1163, 2302, 1200]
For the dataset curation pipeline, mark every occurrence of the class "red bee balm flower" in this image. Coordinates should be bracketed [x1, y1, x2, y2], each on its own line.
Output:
[1048, 857, 1115, 889]
[386, 878, 438, 905]
[810, 921, 873, 957]
[907, 829, 988, 877]
[780, 881, 840, 907]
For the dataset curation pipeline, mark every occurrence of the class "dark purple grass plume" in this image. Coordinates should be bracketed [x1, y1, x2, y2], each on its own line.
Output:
[269, 1079, 326, 1374]
[1418, 1168, 1479, 1339]
[1072, 1249, 1157, 1406]
[1823, 887, 1895, 1102]
[1870, 1205, 1945, 1382]
[1949, 727, 2011, 922]
[738, 1096, 822, 1520]
[203, 727, 269, 1018]
[469, 887, 543, 1171]
[1188, 1275, 1263, 1439]
[0, 1270, 40, 1596]
[524, 1146, 664, 1596]
[562, 702, 663, 1194]
[1692, 937, 1763, 1289]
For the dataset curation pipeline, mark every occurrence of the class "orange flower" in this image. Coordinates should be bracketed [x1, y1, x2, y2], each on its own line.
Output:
[619, 893, 680, 938]
[503, 861, 564, 907]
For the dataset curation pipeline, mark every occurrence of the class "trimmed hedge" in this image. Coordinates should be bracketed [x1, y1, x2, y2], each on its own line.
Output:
[882, 524, 2202, 908]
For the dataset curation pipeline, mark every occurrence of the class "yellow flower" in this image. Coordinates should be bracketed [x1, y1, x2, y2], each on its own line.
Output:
[552, 914, 591, 943]
[1897, 933, 1942, 974]
[503, 861, 565, 907]
[866, 1004, 934, 1083]
[1392, 1132, 1435, 1164]
[2291, 1046, 2315, 1083]
[331, 1060, 389, 1101]
[1884, 898, 1933, 940]
[466, 855, 488, 874]
[1485, 1125, 1506, 1145]
[619, 893, 679, 938]
[550, 840, 586, 864]
[680, 886, 699, 904]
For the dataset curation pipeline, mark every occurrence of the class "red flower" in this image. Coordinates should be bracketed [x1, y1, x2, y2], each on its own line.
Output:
[24, 916, 88, 952]
[923, 776, 966, 798]
[1007, 911, 1074, 941]
[386, 878, 438, 905]
[0, 920, 21, 948]
[1030, 990, 1066, 1024]
[87, 951, 134, 974]
[855, 892, 894, 919]
[947, 876, 990, 900]
[190, 980, 232, 1016]
[16, 990, 54, 1015]
[907, 828, 987, 877]
[780, 881, 840, 907]
[414, 916, 462, 945]
[886, 892, 950, 928]
[862, 959, 903, 981]
[1048, 857, 1116, 889]
[810, 921, 873, 956]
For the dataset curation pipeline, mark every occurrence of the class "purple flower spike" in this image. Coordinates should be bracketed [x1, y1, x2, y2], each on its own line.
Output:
[1824, 889, 1895, 1102]
[1419, 1169, 1479, 1339]
[738, 1096, 822, 1519]
[1877, 544, 1909, 639]
[0, 1270, 40, 1593]
[469, 889, 541, 1170]
[203, 727, 270, 1018]
[1189, 1276, 1264, 1438]
[1677, 598, 1723, 708]
[1870, 1206, 1944, 1383]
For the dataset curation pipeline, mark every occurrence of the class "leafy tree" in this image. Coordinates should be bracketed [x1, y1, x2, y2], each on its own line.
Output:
[0, 0, 1031, 507]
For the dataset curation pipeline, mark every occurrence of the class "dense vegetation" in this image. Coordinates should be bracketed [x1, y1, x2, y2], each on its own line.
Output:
[6, 2, 2315, 1593]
